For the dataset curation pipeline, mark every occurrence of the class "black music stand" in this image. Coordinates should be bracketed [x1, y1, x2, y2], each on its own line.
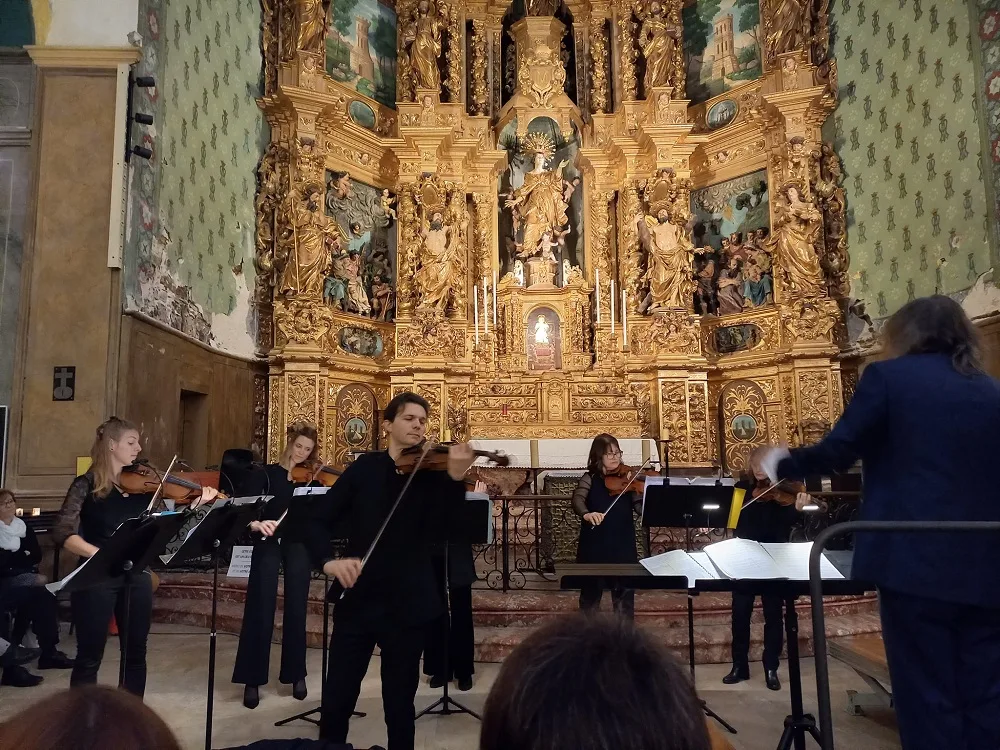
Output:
[162, 498, 264, 750]
[416, 493, 493, 721]
[47, 512, 188, 689]
[642, 480, 738, 735]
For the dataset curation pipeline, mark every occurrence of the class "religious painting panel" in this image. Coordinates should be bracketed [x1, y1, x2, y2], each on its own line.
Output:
[690, 170, 771, 317]
[337, 325, 385, 357]
[326, 0, 397, 109]
[498, 118, 584, 288]
[324, 173, 397, 321]
[334, 383, 377, 466]
[682, 0, 763, 104]
[348, 99, 378, 131]
[718, 379, 768, 474]
[527, 306, 562, 371]
[706, 98, 739, 130]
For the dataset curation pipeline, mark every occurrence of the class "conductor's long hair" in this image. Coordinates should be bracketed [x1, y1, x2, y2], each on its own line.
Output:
[882, 295, 984, 375]
[89, 417, 140, 499]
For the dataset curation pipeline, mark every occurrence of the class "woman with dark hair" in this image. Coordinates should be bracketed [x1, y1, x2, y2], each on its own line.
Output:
[480, 614, 712, 750]
[571, 433, 640, 618]
[233, 421, 320, 709]
[755, 295, 1000, 750]
[0, 685, 182, 749]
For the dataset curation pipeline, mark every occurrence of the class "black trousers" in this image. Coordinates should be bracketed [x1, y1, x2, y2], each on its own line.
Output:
[70, 571, 153, 697]
[880, 588, 1000, 750]
[730, 591, 784, 671]
[422, 584, 474, 680]
[321, 622, 424, 750]
[579, 577, 635, 619]
[3, 583, 61, 654]
[232, 539, 311, 686]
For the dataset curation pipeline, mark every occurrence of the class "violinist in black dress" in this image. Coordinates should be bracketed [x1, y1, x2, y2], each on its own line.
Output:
[572, 434, 640, 619]
[232, 421, 320, 709]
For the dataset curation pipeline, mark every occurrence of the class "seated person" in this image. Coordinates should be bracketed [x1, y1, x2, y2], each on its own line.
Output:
[479, 613, 713, 750]
[0, 489, 73, 687]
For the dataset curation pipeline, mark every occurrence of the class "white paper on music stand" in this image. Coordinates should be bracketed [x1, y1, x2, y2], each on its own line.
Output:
[640, 549, 717, 587]
[156, 497, 266, 565]
[703, 538, 786, 579]
[292, 486, 329, 496]
[761, 542, 844, 580]
[688, 551, 720, 577]
[45, 561, 85, 594]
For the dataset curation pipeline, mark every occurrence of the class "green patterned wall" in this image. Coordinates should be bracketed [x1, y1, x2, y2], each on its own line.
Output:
[126, 0, 267, 354]
[826, 0, 990, 319]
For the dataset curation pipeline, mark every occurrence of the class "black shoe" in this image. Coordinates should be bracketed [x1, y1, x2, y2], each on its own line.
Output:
[765, 669, 781, 691]
[0, 645, 37, 669]
[243, 685, 260, 709]
[1, 665, 43, 687]
[429, 674, 447, 689]
[292, 679, 307, 701]
[722, 665, 750, 684]
[457, 676, 473, 692]
[37, 650, 74, 670]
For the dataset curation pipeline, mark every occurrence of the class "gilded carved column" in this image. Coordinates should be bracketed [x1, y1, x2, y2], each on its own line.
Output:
[396, 185, 418, 316]
[470, 19, 489, 116]
[667, 0, 686, 98]
[618, 181, 643, 315]
[590, 185, 615, 319]
[617, 5, 638, 102]
[446, 3, 464, 103]
[589, 15, 610, 113]
[471, 192, 494, 292]
[447, 186, 469, 319]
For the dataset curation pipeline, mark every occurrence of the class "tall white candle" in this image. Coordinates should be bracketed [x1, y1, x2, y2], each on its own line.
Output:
[595, 268, 601, 324]
[610, 280, 616, 334]
[483, 276, 489, 334]
[474, 283, 480, 344]
[493, 270, 498, 328]
[622, 289, 628, 347]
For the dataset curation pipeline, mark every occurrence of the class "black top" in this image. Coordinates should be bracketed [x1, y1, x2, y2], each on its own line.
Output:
[239, 464, 313, 543]
[304, 451, 466, 629]
[54, 473, 153, 550]
[573, 473, 639, 564]
[0, 525, 42, 577]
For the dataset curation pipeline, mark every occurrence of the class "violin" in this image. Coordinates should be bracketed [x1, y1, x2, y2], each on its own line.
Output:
[748, 477, 806, 507]
[290, 462, 344, 486]
[394, 441, 510, 474]
[118, 463, 221, 504]
[603, 463, 660, 496]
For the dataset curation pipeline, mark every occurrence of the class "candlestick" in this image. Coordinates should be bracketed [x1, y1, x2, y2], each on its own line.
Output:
[493, 270, 498, 328]
[474, 282, 480, 344]
[622, 289, 627, 348]
[610, 280, 616, 334]
[595, 268, 601, 324]
[483, 276, 489, 334]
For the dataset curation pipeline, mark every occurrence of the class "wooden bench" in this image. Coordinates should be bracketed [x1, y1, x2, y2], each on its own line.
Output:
[829, 634, 893, 715]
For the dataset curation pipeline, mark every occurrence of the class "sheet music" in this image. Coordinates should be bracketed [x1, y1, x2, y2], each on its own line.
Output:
[689, 551, 721, 578]
[703, 538, 786, 579]
[158, 501, 229, 565]
[292, 486, 328, 496]
[761, 542, 845, 580]
[45, 560, 85, 594]
[639, 549, 718, 586]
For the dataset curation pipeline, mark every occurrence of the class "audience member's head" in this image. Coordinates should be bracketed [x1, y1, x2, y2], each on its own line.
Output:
[480, 614, 711, 750]
[882, 294, 983, 374]
[0, 685, 182, 749]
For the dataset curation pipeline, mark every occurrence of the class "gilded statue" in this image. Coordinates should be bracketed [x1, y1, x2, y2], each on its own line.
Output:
[636, 207, 695, 311]
[415, 210, 464, 312]
[766, 183, 825, 299]
[766, 0, 809, 60]
[254, 144, 285, 286]
[639, 2, 679, 93]
[505, 133, 571, 260]
[297, 0, 331, 51]
[526, 0, 560, 15]
[278, 184, 338, 299]
[403, 0, 443, 91]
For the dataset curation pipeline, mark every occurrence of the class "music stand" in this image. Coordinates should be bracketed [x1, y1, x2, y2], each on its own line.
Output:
[161, 498, 264, 750]
[47, 512, 188, 689]
[416, 493, 493, 721]
[641, 479, 739, 736]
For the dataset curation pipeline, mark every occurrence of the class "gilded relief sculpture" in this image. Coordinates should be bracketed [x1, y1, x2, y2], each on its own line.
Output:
[766, 0, 810, 60]
[638, 1, 679, 94]
[413, 178, 465, 314]
[277, 183, 340, 299]
[766, 182, 825, 300]
[636, 170, 695, 312]
[403, 0, 444, 92]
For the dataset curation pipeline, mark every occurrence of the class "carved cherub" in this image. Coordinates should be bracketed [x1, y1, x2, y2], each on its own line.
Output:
[380, 189, 397, 221]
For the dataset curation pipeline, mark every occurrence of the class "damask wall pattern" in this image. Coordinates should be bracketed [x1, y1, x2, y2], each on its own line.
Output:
[826, 0, 990, 319]
[125, 0, 268, 354]
[974, 1, 1000, 269]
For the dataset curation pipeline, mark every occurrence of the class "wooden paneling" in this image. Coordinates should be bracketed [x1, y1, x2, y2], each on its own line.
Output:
[978, 315, 1000, 379]
[118, 315, 264, 471]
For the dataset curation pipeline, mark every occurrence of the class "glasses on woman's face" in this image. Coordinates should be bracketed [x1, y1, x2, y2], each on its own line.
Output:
[604, 450, 623, 459]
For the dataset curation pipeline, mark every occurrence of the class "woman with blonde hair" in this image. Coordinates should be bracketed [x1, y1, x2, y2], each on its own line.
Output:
[53, 417, 217, 696]
[232, 421, 321, 709]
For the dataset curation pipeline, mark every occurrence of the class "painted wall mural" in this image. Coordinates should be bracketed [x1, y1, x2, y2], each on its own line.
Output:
[326, 0, 397, 109]
[825, 0, 990, 320]
[126, 0, 268, 354]
[683, 0, 763, 104]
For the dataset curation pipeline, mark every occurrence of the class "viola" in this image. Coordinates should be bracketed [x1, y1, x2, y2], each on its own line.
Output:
[394, 441, 510, 474]
[603, 463, 660, 496]
[290, 462, 343, 486]
[118, 463, 221, 504]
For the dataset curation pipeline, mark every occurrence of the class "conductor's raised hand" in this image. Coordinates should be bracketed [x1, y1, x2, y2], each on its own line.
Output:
[190, 485, 220, 509]
[447, 442, 476, 481]
[323, 558, 363, 589]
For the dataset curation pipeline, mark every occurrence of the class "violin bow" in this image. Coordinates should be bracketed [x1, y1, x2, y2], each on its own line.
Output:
[338, 441, 435, 600]
[144, 455, 179, 514]
[742, 478, 785, 509]
[594, 457, 653, 524]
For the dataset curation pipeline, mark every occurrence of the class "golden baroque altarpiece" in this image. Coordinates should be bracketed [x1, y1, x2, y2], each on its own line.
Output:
[255, 0, 852, 474]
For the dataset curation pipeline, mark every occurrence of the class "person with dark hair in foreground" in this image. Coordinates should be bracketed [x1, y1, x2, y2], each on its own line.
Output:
[755, 295, 1000, 750]
[0, 685, 182, 749]
[480, 614, 712, 750]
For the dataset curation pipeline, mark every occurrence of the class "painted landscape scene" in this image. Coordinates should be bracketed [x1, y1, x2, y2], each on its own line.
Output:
[326, 0, 397, 108]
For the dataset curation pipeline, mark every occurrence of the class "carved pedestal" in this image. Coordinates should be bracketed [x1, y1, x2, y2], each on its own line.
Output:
[526, 258, 557, 289]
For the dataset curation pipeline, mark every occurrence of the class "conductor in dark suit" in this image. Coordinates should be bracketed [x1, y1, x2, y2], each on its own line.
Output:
[756, 295, 1000, 750]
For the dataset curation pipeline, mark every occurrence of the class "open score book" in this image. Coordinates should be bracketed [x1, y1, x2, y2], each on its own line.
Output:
[639, 538, 845, 587]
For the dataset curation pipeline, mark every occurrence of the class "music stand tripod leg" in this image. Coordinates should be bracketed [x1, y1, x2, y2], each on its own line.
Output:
[118, 561, 134, 690]
[775, 594, 819, 750]
[205, 539, 221, 750]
